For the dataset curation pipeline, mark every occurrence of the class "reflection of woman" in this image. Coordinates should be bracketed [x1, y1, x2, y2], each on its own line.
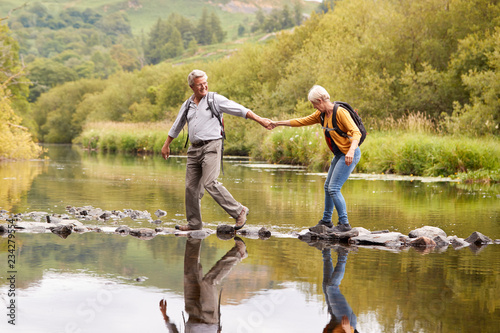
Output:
[322, 248, 357, 333]
[159, 237, 247, 332]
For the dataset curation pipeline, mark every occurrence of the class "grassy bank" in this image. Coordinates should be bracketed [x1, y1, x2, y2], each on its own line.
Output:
[75, 122, 184, 155]
[77, 121, 500, 182]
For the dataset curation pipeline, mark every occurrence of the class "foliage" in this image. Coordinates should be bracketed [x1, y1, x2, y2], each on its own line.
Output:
[251, 3, 303, 33]
[0, 20, 41, 160]
[29, 0, 500, 147]
[144, 10, 226, 65]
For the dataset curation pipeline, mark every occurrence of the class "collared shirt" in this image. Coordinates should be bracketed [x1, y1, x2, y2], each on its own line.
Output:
[168, 93, 250, 143]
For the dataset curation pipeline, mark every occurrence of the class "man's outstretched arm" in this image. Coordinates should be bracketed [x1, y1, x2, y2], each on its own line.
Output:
[246, 110, 272, 129]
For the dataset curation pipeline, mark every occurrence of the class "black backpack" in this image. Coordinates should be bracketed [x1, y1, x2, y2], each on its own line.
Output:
[320, 101, 367, 145]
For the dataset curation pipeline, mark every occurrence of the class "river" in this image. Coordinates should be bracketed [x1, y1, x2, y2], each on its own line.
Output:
[0, 145, 499, 332]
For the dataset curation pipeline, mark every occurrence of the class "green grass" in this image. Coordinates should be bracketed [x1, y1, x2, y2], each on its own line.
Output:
[77, 120, 500, 182]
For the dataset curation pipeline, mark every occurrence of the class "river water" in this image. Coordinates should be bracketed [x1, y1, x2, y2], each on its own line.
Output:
[1, 145, 499, 333]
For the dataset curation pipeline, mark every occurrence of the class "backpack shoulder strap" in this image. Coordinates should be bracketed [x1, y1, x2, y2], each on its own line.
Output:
[331, 102, 349, 138]
[183, 95, 194, 148]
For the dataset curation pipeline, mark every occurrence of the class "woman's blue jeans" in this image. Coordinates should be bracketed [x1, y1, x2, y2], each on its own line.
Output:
[322, 148, 361, 225]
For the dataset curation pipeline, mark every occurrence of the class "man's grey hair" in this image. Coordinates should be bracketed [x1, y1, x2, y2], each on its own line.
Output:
[308, 85, 330, 103]
[187, 69, 208, 87]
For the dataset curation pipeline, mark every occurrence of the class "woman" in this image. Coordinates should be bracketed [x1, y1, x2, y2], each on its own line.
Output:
[269, 85, 362, 232]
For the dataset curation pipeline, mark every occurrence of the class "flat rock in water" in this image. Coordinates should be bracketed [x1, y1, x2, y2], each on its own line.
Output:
[239, 227, 272, 239]
[189, 230, 212, 239]
[350, 232, 408, 247]
[154, 209, 167, 217]
[409, 236, 436, 247]
[448, 236, 470, 249]
[409, 226, 447, 239]
[129, 228, 156, 240]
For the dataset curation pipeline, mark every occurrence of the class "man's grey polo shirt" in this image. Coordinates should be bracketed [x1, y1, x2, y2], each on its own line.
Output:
[168, 93, 250, 144]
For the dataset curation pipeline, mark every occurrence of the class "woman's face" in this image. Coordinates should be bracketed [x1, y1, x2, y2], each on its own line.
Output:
[312, 99, 327, 113]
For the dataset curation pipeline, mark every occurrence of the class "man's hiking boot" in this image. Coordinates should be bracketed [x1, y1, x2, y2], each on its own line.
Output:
[331, 223, 352, 233]
[234, 206, 249, 230]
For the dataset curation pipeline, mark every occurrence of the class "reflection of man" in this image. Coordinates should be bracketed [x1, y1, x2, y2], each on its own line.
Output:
[159, 237, 247, 332]
[322, 248, 358, 333]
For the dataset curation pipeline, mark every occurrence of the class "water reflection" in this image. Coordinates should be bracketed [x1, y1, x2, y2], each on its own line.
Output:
[322, 247, 358, 333]
[160, 236, 248, 332]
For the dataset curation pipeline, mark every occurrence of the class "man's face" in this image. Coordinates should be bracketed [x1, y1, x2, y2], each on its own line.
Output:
[191, 76, 208, 99]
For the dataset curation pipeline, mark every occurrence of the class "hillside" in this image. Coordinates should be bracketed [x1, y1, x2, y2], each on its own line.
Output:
[0, 0, 318, 37]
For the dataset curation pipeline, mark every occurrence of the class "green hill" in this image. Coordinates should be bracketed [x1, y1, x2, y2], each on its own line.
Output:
[1, 0, 318, 36]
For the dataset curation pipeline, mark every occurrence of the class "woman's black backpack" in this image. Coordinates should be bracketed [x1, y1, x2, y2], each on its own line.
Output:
[320, 101, 367, 145]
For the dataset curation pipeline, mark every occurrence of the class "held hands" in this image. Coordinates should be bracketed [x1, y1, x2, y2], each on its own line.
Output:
[260, 119, 277, 130]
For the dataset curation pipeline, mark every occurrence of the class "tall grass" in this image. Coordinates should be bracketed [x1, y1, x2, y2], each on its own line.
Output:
[260, 113, 500, 179]
[77, 115, 500, 181]
[76, 121, 188, 155]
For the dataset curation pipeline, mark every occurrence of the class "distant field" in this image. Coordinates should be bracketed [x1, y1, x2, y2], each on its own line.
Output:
[1, 0, 318, 38]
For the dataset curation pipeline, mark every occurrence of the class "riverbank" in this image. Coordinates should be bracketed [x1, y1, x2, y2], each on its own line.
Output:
[76, 121, 500, 183]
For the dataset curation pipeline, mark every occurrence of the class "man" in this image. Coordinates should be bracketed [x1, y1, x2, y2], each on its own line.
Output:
[161, 69, 271, 231]
[269, 85, 362, 232]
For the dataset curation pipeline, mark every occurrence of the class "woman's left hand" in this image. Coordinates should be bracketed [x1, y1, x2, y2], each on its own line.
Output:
[345, 150, 354, 166]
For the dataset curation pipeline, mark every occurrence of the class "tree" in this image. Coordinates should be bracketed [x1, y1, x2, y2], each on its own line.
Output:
[27, 58, 79, 101]
[0, 21, 41, 159]
[196, 8, 212, 45]
[210, 12, 226, 43]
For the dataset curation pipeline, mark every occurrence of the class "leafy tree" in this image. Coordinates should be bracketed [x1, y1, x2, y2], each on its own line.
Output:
[196, 8, 212, 45]
[27, 58, 79, 101]
[110, 44, 140, 71]
[209, 12, 226, 43]
[0, 21, 40, 159]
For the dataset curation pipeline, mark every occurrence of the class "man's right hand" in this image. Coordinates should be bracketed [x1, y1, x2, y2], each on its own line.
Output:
[161, 144, 170, 160]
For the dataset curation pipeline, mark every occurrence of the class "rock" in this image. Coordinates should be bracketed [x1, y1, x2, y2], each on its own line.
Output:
[99, 211, 112, 220]
[370, 230, 390, 234]
[448, 236, 470, 249]
[129, 228, 156, 240]
[327, 228, 360, 241]
[464, 231, 492, 245]
[409, 226, 447, 239]
[433, 235, 450, 248]
[50, 224, 73, 239]
[73, 226, 88, 233]
[409, 236, 436, 247]
[189, 230, 212, 239]
[258, 227, 272, 239]
[350, 232, 408, 247]
[238, 227, 271, 239]
[217, 224, 235, 234]
[152, 219, 162, 224]
[154, 209, 167, 218]
[355, 227, 372, 236]
[115, 226, 131, 235]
